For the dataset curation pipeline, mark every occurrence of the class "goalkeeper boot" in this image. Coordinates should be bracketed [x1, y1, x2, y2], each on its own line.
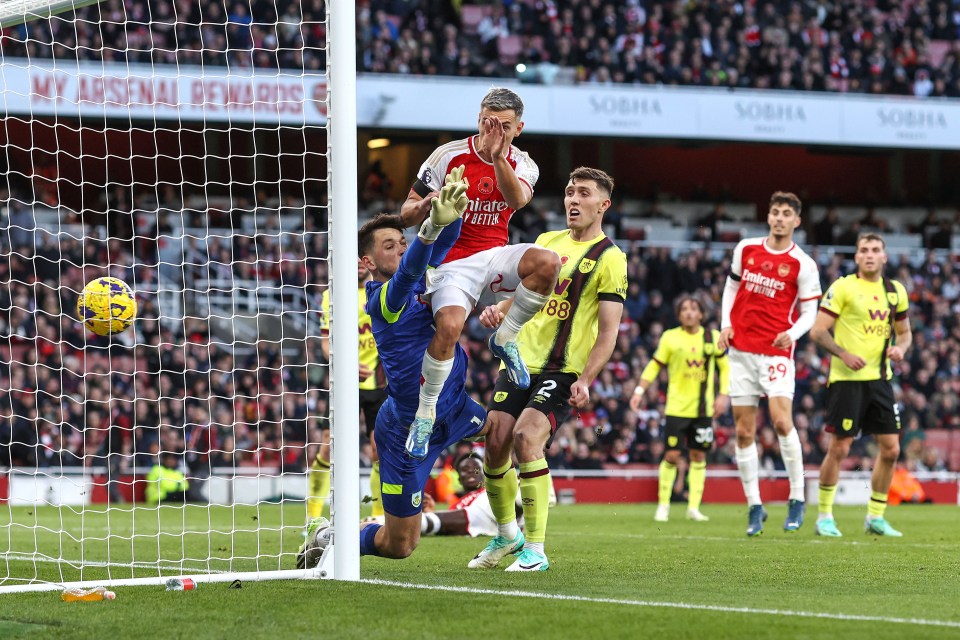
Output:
[488, 334, 530, 390]
[405, 416, 434, 459]
[686, 508, 710, 522]
[746, 505, 767, 537]
[783, 499, 806, 532]
[297, 517, 332, 569]
[864, 515, 903, 537]
[505, 547, 549, 572]
[654, 504, 670, 522]
[467, 530, 525, 569]
[815, 516, 843, 537]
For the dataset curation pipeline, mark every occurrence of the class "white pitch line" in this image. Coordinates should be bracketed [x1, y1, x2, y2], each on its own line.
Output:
[3, 553, 225, 574]
[550, 530, 960, 549]
[360, 579, 960, 629]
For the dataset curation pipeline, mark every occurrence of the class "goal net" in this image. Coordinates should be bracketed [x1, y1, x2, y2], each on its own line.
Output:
[0, 0, 360, 591]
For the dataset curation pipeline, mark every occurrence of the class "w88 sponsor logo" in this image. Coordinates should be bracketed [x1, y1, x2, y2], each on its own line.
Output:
[543, 299, 570, 319]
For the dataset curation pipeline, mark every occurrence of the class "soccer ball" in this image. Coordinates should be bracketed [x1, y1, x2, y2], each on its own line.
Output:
[76, 277, 137, 336]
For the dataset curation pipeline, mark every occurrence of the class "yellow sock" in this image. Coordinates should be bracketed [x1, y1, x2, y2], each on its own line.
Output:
[306, 457, 331, 518]
[369, 461, 384, 517]
[483, 460, 518, 524]
[658, 460, 677, 507]
[518, 459, 551, 544]
[688, 461, 706, 512]
[818, 484, 837, 518]
[867, 490, 887, 519]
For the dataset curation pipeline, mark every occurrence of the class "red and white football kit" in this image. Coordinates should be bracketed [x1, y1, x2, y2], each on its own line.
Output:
[412, 136, 539, 312]
[726, 237, 821, 402]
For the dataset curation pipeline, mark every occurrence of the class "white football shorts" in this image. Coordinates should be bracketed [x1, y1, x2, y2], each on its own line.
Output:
[727, 347, 796, 406]
[424, 243, 535, 314]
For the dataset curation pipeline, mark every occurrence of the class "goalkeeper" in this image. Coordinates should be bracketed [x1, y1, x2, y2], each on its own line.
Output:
[299, 167, 491, 566]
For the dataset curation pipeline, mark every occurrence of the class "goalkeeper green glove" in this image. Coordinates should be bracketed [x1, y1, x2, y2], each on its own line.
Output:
[418, 166, 469, 242]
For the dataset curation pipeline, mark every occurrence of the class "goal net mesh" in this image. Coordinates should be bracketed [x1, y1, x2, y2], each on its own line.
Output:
[0, 0, 331, 588]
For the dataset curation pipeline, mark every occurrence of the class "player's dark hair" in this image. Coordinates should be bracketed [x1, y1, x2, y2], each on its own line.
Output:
[481, 87, 524, 118]
[455, 451, 483, 469]
[769, 191, 802, 215]
[674, 295, 704, 319]
[856, 232, 886, 249]
[358, 214, 405, 258]
[569, 166, 615, 198]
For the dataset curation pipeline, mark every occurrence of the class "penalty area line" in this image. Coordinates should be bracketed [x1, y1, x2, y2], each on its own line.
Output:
[361, 579, 960, 629]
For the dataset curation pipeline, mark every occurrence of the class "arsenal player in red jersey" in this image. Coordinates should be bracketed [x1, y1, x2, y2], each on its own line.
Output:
[717, 191, 821, 537]
[398, 88, 560, 459]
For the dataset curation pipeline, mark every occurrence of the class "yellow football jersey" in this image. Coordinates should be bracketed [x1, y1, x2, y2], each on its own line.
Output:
[640, 326, 730, 418]
[517, 230, 627, 376]
[320, 285, 382, 391]
[820, 274, 909, 383]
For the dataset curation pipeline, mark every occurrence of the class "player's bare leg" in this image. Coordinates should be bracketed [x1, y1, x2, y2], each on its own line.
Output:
[865, 433, 902, 536]
[469, 411, 523, 569]
[489, 247, 560, 390]
[407, 305, 465, 458]
[768, 396, 806, 531]
[733, 404, 766, 536]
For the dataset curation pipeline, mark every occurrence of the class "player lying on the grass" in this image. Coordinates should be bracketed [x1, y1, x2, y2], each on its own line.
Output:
[809, 232, 911, 538]
[399, 87, 560, 460]
[631, 296, 729, 523]
[298, 168, 493, 566]
[419, 452, 525, 537]
[716, 191, 821, 537]
[468, 167, 626, 572]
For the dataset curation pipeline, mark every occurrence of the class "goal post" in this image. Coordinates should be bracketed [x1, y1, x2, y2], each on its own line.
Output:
[326, 0, 361, 582]
[0, 0, 360, 591]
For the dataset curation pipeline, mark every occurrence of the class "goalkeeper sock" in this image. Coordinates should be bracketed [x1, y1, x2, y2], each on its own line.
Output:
[867, 491, 888, 519]
[818, 484, 837, 519]
[359, 523, 383, 556]
[688, 460, 707, 512]
[307, 457, 331, 518]
[484, 460, 519, 539]
[658, 460, 677, 507]
[518, 459, 551, 544]
[421, 512, 441, 536]
[778, 429, 805, 501]
[416, 352, 453, 421]
[370, 461, 384, 518]
[495, 283, 549, 345]
[735, 444, 762, 506]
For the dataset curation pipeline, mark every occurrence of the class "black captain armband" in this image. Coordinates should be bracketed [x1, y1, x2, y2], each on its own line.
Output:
[729, 272, 741, 282]
[412, 179, 433, 198]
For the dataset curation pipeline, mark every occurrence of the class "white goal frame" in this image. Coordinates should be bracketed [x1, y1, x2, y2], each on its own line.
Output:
[0, 0, 360, 591]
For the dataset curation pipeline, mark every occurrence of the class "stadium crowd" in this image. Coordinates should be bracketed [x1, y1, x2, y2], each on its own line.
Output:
[1, 180, 959, 477]
[3, 0, 960, 97]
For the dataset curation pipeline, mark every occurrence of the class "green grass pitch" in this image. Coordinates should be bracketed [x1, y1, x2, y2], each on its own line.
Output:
[0, 503, 957, 639]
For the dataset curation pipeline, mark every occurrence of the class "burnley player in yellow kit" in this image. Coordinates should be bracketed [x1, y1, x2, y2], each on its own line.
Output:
[631, 296, 729, 522]
[469, 167, 627, 572]
[810, 233, 911, 537]
[306, 258, 387, 522]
